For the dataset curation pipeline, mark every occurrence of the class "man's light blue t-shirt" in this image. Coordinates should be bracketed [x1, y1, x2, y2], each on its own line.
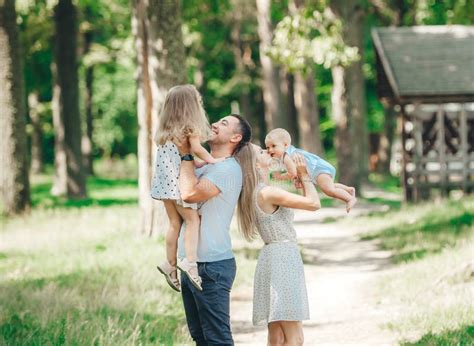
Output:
[178, 157, 242, 263]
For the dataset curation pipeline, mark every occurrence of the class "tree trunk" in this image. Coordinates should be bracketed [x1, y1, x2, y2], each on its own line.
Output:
[289, 0, 322, 152]
[285, 72, 299, 147]
[331, 65, 355, 186]
[132, 0, 186, 236]
[256, 0, 286, 130]
[231, 14, 251, 118]
[329, 0, 368, 190]
[51, 62, 67, 196]
[294, 71, 323, 154]
[28, 92, 44, 174]
[52, 0, 86, 199]
[82, 30, 94, 175]
[0, 0, 31, 215]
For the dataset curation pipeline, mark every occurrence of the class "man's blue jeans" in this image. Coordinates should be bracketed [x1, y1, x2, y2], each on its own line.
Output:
[181, 258, 236, 346]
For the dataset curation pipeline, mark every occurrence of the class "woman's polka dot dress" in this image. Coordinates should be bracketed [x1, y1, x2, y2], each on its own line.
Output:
[150, 141, 197, 209]
[252, 183, 310, 326]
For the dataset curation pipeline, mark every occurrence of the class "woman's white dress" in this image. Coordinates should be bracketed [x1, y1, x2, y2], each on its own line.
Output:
[252, 183, 310, 326]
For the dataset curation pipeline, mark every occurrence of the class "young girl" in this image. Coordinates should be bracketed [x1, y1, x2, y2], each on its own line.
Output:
[151, 84, 221, 292]
[265, 128, 357, 212]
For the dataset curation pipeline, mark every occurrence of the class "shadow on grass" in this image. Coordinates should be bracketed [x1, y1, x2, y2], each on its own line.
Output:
[401, 325, 474, 345]
[361, 207, 473, 263]
[0, 268, 184, 345]
[31, 177, 138, 209]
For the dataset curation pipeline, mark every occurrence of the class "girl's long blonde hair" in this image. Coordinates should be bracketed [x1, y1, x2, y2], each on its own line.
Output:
[155, 85, 211, 145]
[231, 114, 258, 242]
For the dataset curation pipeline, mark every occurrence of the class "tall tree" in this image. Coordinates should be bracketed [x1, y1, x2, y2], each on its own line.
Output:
[290, 0, 323, 154]
[81, 19, 94, 176]
[132, 0, 186, 235]
[0, 0, 31, 215]
[330, 0, 368, 189]
[51, 0, 87, 199]
[28, 92, 44, 174]
[256, 0, 286, 130]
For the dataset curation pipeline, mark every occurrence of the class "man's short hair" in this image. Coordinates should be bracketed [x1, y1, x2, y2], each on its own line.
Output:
[230, 114, 252, 153]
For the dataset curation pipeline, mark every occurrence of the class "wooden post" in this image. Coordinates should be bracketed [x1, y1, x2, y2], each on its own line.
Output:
[401, 107, 412, 202]
[437, 104, 447, 197]
[460, 104, 468, 194]
[413, 103, 422, 202]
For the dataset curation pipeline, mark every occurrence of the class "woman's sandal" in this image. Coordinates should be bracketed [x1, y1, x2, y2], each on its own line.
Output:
[177, 258, 203, 291]
[157, 261, 181, 292]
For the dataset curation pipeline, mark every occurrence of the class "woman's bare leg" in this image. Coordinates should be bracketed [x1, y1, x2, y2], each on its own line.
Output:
[267, 321, 285, 346]
[279, 321, 304, 345]
[316, 174, 357, 212]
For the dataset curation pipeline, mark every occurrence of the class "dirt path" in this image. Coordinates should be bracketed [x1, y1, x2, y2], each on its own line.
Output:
[231, 205, 399, 345]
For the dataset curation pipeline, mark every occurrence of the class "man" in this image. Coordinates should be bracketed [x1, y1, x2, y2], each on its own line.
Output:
[176, 114, 252, 345]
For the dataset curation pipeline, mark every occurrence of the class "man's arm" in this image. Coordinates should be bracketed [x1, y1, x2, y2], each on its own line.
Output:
[179, 160, 220, 203]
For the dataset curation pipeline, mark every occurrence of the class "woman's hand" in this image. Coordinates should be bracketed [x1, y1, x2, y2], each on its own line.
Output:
[176, 137, 191, 155]
[292, 153, 309, 178]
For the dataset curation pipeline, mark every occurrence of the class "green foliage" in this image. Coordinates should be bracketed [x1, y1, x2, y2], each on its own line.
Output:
[270, 8, 359, 72]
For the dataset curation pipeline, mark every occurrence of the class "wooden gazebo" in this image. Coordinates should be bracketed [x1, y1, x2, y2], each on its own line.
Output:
[372, 26, 474, 201]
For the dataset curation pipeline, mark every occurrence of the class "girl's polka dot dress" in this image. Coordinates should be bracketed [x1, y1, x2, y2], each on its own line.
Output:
[150, 141, 197, 209]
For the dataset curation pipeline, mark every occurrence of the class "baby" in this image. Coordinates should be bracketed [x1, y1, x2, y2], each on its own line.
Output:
[265, 128, 357, 212]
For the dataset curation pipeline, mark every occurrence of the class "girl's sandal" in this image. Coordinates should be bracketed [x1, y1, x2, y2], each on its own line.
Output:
[177, 258, 203, 291]
[157, 261, 181, 292]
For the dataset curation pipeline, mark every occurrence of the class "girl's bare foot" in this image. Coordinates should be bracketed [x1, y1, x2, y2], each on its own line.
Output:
[346, 197, 357, 213]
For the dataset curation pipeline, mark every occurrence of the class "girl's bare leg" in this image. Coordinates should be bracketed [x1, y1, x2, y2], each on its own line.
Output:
[280, 321, 304, 345]
[175, 204, 200, 278]
[162, 200, 183, 281]
[316, 174, 357, 212]
[267, 321, 285, 346]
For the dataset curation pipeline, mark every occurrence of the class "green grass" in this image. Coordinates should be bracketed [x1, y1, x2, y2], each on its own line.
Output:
[360, 197, 473, 263]
[30, 174, 138, 209]
[2, 170, 473, 345]
[0, 174, 191, 345]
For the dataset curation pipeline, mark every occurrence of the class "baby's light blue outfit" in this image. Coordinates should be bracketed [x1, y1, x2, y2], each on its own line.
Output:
[286, 145, 336, 179]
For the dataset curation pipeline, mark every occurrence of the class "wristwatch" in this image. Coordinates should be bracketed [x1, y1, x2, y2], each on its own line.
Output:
[180, 154, 194, 161]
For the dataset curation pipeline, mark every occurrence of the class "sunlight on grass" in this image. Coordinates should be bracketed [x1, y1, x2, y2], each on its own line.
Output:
[0, 205, 191, 345]
[376, 241, 474, 344]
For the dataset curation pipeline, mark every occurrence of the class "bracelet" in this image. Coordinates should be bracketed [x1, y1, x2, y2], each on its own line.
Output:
[181, 154, 194, 161]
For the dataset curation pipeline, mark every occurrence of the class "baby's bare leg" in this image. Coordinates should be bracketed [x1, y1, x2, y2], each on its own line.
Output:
[316, 174, 357, 212]
[316, 174, 352, 201]
[163, 200, 183, 280]
[334, 182, 355, 197]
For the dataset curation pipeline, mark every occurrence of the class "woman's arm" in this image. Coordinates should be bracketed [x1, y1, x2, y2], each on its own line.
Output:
[261, 154, 321, 211]
[189, 135, 222, 164]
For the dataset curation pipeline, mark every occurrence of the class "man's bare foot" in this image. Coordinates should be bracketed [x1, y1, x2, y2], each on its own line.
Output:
[346, 197, 357, 213]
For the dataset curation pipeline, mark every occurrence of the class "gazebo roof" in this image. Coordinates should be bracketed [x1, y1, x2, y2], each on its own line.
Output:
[372, 25, 474, 103]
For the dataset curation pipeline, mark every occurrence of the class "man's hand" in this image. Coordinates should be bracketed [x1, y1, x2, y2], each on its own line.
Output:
[176, 137, 191, 155]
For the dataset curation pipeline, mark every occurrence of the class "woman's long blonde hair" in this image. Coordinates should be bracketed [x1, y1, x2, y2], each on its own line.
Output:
[232, 114, 259, 242]
[155, 85, 211, 145]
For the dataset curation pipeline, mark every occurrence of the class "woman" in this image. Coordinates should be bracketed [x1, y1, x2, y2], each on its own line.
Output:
[235, 143, 321, 345]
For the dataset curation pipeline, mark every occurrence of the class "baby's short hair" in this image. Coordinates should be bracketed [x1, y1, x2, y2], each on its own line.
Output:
[266, 128, 292, 145]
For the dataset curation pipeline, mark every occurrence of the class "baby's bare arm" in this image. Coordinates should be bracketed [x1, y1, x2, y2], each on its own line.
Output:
[283, 153, 297, 178]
